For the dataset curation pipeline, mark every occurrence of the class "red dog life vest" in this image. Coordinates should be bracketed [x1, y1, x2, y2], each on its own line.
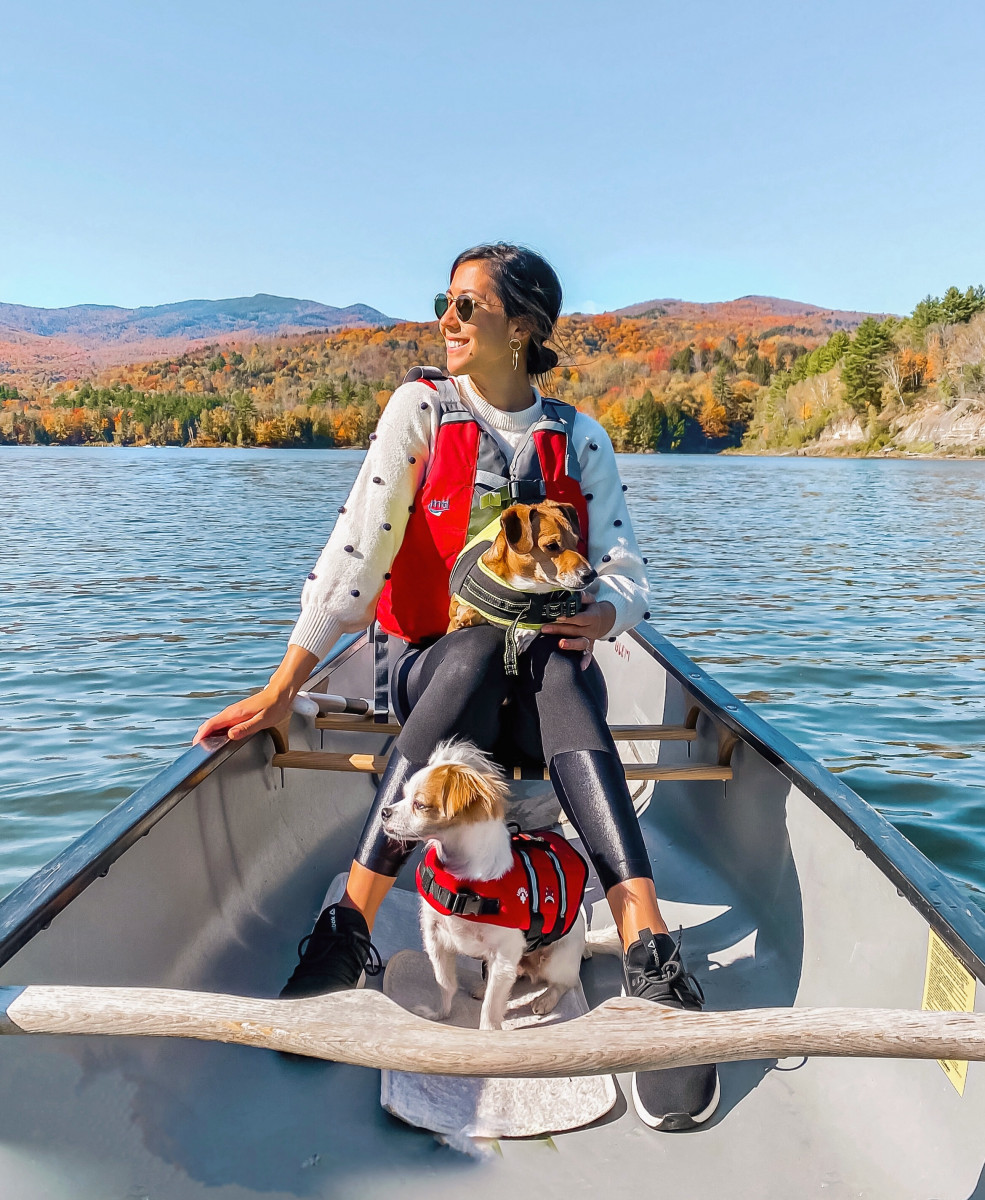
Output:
[375, 368, 590, 645]
[416, 830, 589, 951]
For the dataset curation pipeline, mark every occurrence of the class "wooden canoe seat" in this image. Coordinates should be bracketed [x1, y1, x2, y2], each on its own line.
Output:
[270, 699, 735, 782]
[269, 749, 732, 782]
[313, 711, 698, 743]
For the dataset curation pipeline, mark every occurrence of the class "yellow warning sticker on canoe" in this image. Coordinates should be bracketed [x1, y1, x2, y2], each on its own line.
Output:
[921, 929, 977, 1095]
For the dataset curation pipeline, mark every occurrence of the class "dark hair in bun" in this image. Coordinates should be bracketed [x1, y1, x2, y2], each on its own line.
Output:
[449, 242, 563, 382]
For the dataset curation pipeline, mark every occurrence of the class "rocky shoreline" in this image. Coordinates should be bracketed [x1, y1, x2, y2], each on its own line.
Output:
[737, 396, 985, 459]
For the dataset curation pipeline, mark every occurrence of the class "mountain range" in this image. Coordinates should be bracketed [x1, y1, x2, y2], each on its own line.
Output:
[610, 294, 889, 324]
[0, 292, 886, 387]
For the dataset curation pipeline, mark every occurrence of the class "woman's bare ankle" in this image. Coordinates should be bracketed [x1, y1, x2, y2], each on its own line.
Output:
[341, 862, 397, 931]
[606, 878, 670, 950]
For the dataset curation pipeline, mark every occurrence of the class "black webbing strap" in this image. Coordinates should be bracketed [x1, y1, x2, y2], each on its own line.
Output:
[457, 573, 581, 625]
[504, 611, 524, 677]
[419, 864, 501, 917]
[372, 620, 389, 724]
[457, 574, 581, 678]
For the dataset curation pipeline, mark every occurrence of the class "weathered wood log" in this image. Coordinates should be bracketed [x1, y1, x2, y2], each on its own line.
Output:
[2, 985, 984, 1076]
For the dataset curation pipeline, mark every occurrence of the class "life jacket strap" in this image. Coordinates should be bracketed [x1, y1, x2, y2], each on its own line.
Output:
[418, 863, 502, 918]
[478, 478, 548, 511]
[372, 620, 390, 724]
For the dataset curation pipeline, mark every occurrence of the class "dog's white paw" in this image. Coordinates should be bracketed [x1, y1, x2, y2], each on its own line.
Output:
[530, 986, 563, 1017]
[412, 1003, 449, 1022]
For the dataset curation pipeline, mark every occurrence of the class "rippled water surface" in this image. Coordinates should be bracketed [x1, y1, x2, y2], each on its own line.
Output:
[2, 447, 984, 910]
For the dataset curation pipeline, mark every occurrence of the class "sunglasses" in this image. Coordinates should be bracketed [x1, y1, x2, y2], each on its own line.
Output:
[434, 292, 496, 322]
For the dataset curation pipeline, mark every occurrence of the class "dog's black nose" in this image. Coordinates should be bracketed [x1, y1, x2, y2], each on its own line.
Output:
[580, 567, 598, 586]
[380, 805, 393, 821]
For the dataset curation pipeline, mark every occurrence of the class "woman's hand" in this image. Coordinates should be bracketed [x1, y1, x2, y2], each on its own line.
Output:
[541, 599, 616, 670]
[193, 644, 319, 746]
[193, 685, 294, 745]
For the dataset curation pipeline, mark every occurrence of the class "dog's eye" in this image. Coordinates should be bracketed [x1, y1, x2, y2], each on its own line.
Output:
[544, 541, 561, 553]
[412, 799, 427, 812]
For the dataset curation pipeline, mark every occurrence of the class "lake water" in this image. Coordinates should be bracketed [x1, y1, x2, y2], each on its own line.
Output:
[2, 447, 984, 912]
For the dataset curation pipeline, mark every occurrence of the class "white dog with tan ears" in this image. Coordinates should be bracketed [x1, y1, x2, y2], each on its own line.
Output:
[380, 739, 593, 1031]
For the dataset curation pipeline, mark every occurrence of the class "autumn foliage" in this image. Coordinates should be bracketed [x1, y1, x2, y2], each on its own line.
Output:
[6, 294, 962, 453]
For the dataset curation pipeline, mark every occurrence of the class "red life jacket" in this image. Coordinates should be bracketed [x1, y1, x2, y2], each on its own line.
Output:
[376, 368, 590, 645]
[416, 829, 589, 951]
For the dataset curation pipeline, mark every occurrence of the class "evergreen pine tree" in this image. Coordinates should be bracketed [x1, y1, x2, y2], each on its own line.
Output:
[841, 319, 896, 414]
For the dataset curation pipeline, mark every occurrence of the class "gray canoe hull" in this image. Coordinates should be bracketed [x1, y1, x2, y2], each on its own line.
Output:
[1, 628, 983, 1199]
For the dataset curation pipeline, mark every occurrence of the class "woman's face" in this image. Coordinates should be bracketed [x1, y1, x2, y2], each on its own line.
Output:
[439, 260, 521, 378]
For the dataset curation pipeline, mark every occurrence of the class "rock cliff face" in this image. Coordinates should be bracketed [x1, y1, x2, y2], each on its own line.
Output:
[802, 402, 985, 455]
[813, 414, 865, 448]
[894, 399, 985, 451]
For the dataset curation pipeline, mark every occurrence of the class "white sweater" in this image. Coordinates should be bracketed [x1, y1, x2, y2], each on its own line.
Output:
[288, 374, 651, 660]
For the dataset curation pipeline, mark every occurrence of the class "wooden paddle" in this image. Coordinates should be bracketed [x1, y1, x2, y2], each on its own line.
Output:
[2, 985, 984, 1075]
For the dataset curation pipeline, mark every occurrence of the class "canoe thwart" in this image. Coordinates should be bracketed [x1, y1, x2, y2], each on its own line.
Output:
[270, 749, 731, 782]
[311, 715, 698, 742]
[315, 713, 403, 735]
[271, 751, 390, 773]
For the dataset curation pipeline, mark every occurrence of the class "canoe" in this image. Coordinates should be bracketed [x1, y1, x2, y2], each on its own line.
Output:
[1, 625, 984, 1199]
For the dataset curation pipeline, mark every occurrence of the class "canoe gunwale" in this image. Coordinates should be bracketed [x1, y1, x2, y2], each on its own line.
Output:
[0, 635, 364, 971]
[2, 626, 984, 988]
[633, 623, 985, 982]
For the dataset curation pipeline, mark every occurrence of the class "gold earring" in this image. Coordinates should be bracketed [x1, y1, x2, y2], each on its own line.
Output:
[509, 336, 522, 371]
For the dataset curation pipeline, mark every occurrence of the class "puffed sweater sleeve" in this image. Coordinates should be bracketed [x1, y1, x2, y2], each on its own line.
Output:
[573, 413, 651, 638]
[287, 381, 438, 659]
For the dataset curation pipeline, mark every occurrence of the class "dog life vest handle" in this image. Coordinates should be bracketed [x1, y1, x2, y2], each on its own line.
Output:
[454, 568, 581, 677]
[418, 864, 502, 917]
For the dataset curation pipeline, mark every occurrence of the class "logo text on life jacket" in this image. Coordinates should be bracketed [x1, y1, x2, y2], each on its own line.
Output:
[427, 499, 450, 515]
[516, 886, 529, 903]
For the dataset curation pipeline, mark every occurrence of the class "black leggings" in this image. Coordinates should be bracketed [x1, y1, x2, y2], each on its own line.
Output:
[352, 624, 652, 892]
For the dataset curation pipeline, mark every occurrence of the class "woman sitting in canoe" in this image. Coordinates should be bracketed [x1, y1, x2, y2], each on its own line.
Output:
[195, 243, 720, 1131]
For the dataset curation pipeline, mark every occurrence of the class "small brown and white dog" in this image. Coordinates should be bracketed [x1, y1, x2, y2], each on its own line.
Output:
[380, 739, 588, 1030]
[447, 500, 597, 638]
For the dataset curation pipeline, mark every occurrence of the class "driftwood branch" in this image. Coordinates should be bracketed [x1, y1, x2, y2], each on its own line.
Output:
[2, 985, 984, 1076]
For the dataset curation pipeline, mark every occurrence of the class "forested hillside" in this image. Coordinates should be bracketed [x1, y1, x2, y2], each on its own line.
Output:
[743, 286, 985, 455]
[0, 298, 870, 450]
[3, 289, 981, 455]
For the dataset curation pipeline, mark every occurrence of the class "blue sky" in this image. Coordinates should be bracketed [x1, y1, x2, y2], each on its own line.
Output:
[3, 0, 983, 320]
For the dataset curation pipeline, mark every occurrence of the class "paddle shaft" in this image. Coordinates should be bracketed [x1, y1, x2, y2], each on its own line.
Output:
[2, 985, 984, 1076]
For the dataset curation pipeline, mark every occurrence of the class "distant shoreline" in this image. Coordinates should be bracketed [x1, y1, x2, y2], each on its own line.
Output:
[4, 442, 984, 461]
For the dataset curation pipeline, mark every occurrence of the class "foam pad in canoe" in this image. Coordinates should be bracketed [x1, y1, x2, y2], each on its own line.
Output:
[381, 948, 617, 1139]
[316, 874, 616, 1140]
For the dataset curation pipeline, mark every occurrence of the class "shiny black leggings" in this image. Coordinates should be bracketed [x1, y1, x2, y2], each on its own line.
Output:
[352, 624, 653, 892]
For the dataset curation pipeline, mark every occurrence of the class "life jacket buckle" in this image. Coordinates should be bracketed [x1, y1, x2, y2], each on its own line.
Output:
[509, 478, 547, 503]
[450, 892, 484, 917]
[479, 488, 507, 510]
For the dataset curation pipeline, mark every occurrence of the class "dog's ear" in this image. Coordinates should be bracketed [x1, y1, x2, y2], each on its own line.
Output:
[502, 504, 534, 554]
[557, 502, 581, 539]
[440, 762, 509, 823]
